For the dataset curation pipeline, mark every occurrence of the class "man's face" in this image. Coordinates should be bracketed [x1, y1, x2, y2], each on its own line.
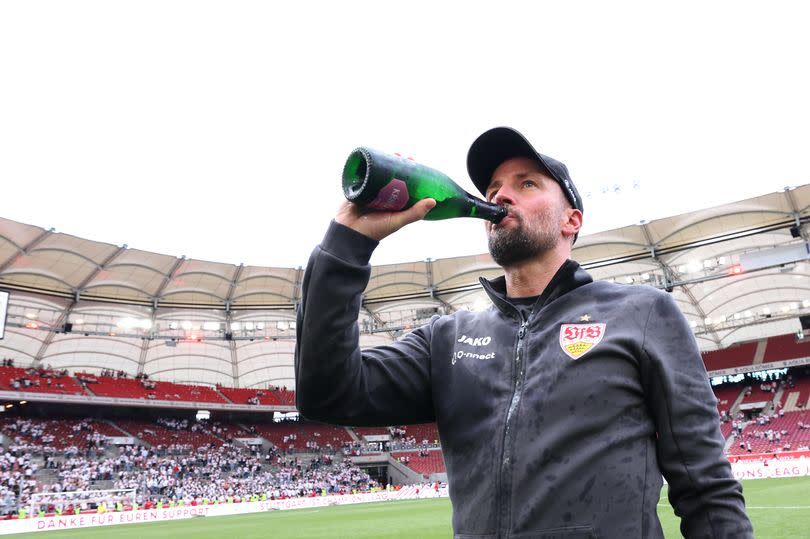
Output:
[484, 157, 569, 267]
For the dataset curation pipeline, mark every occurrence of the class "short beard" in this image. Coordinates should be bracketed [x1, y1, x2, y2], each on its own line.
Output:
[488, 209, 560, 267]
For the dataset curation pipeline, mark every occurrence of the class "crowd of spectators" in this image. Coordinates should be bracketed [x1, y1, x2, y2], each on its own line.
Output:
[0, 445, 38, 516]
[99, 369, 128, 379]
[32, 443, 373, 515]
[389, 436, 434, 451]
[7, 366, 70, 391]
[2, 418, 108, 455]
[732, 407, 810, 454]
[0, 417, 379, 517]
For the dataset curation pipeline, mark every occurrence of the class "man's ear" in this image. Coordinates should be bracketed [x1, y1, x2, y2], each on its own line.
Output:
[562, 208, 583, 240]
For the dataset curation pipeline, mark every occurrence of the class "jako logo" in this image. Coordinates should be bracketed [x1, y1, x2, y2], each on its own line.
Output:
[457, 335, 492, 346]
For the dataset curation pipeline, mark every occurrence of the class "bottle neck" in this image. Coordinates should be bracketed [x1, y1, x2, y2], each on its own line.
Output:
[468, 195, 507, 223]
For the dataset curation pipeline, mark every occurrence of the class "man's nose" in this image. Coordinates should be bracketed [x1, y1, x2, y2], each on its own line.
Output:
[492, 185, 516, 206]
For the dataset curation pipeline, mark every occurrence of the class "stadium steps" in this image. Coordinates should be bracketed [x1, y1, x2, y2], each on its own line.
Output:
[80, 379, 97, 396]
[104, 419, 136, 438]
[345, 427, 360, 442]
[91, 479, 115, 490]
[386, 454, 424, 484]
[33, 467, 59, 485]
[729, 388, 749, 416]
[783, 391, 800, 411]
[105, 420, 151, 448]
[723, 421, 749, 453]
[215, 387, 233, 403]
[770, 387, 786, 414]
[234, 423, 280, 453]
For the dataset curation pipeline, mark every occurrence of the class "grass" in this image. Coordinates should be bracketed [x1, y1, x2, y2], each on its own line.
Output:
[658, 476, 810, 538]
[8, 476, 809, 538]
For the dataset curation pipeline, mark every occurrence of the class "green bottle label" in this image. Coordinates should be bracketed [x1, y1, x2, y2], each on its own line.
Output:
[366, 179, 409, 211]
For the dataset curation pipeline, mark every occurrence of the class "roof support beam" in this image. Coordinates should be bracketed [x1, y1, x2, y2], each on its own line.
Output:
[34, 245, 127, 363]
[425, 258, 454, 314]
[151, 256, 187, 309]
[0, 227, 54, 273]
[360, 296, 396, 339]
[225, 264, 244, 386]
[784, 187, 810, 242]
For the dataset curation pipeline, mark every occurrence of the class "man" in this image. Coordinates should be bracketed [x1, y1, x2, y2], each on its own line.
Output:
[295, 127, 753, 538]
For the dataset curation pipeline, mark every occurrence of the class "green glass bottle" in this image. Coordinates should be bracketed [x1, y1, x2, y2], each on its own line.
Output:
[342, 147, 507, 223]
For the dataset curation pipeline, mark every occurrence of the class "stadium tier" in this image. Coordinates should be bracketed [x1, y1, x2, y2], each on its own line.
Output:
[207, 421, 252, 441]
[401, 423, 441, 446]
[351, 426, 392, 438]
[217, 387, 281, 405]
[0, 414, 381, 521]
[727, 410, 810, 455]
[762, 333, 810, 364]
[713, 385, 743, 415]
[780, 377, 810, 412]
[77, 376, 146, 399]
[392, 449, 446, 477]
[248, 420, 355, 452]
[149, 382, 229, 404]
[0, 417, 119, 450]
[275, 388, 296, 406]
[79, 376, 230, 404]
[112, 419, 224, 450]
[738, 385, 778, 406]
[0, 366, 86, 396]
[702, 342, 759, 372]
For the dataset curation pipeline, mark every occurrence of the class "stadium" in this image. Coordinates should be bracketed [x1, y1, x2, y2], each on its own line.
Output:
[0, 182, 809, 537]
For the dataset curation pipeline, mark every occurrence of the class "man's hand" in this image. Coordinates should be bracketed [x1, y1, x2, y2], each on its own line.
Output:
[335, 198, 437, 241]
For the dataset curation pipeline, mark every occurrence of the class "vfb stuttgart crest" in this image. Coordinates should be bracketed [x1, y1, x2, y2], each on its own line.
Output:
[559, 323, 606, 360]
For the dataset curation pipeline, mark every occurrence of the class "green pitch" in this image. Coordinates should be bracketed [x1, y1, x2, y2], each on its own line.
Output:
[10, 476, 810, 538]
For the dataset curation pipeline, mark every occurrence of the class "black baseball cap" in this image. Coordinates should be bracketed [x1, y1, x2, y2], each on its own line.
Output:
[467, 127, 583, 215]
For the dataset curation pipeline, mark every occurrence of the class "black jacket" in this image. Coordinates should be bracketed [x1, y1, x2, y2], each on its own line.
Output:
[295, 222, 754, 539]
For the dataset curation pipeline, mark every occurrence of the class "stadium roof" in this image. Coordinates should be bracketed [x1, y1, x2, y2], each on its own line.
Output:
[1, 184, 809, 389]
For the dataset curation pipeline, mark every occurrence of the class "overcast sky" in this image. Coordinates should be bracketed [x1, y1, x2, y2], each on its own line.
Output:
[1, 1, 808, 268]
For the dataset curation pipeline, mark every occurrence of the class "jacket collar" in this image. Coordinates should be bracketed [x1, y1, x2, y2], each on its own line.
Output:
[479, 260, 592, 318]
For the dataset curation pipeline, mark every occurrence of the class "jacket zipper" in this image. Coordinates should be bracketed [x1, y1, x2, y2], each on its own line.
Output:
[496, 313, 530, 537]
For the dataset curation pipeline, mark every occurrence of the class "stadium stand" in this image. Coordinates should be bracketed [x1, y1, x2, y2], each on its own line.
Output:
[0, 421, 380, 518]
[762, 334, 810, 364]
[113, 418, 224, 450]
[0, 366, 86, 396]
[275, 388, 296, 406]
[76, 374, 230, 404]
[352, 426, 393, 438]
[780, 377, 810, 412]
[0, 417, 116, 450]
[727, 410, 810, 455]
[149, 381, 229, 404]
[216, 386, 281, 406]
[702, 341, 758, 372]
[392, 449, 446, 477]
[738, 383, 778, 406]
[402, 423, 440, 446]
[713, 385, 743, 416]
[207, 421, 252, 441]
[248, 420, 354, 452]
[79, 375, 153, 399]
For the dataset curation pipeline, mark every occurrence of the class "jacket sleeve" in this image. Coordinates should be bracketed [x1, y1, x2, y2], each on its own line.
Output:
[639, 292, 754, 539]
[294, 220, 435, 427]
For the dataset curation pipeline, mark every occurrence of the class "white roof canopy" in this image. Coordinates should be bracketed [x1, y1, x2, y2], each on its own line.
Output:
[1, 185, 809, 388]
